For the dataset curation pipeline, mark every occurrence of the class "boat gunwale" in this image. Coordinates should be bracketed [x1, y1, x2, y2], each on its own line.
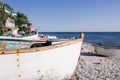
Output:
[0, 38, 83, 55]
[94, 44, 120, 49]
[83, 42, 120, 49]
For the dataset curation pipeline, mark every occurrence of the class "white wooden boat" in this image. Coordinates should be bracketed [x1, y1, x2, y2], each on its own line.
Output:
[95, 45, 120, 56]
[20, 34, 39, 40]
[0, 33, 84, 80]
[0, 33, 58, 41]
[0, 34, 39, 40]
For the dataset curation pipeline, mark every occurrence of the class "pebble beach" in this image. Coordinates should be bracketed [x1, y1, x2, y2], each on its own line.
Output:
[69, 43, 120, 80]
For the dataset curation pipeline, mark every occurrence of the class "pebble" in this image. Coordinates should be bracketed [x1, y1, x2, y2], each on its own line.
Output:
[69, 43, 120, 80]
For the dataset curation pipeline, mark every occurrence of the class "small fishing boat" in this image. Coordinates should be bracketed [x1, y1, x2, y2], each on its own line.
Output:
[0, 33, 84, 80]
[0, 33, 39, 40]
[20, 33, 39, 40]
[0, 33, 58, 41]
[95, 45, 120, 56]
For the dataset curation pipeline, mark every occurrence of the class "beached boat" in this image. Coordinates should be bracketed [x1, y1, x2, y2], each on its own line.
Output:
[0, 33, 84, 80]
[95, 45, 120, 56]
[20, 34, 39, 40]
[0, 33, 58, 41]
[0, 33, 39, 40]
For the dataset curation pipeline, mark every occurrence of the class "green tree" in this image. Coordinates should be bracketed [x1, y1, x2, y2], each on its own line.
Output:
[15, 12, 29, 32]
[4, 3, 14, 17]
[0, 1, 3, 8]
[0, 2, 8, 35]
[4, 3, 13, 11]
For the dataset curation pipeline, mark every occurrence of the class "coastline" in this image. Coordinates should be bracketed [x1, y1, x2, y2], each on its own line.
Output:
[69, 42, 120, 80]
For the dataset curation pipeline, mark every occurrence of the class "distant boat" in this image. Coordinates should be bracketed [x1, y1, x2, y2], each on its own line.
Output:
[20, 33, 39, 40]
[95, 45, 120, 56]
[0, 33, 84, 80]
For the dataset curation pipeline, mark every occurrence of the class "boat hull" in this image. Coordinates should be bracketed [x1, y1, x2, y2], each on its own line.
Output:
[96, 46, 120, 56]
[21, 34, 39, 40]
[0, 40, 82, 80]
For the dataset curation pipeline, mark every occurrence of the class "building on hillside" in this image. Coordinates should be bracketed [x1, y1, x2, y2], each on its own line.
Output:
[5, 17, 19, 36]
[26, 23, 34, 34]
[0, 6, 19, 36]
[4, 8, 17, 16]
[4, 7, 19, 36]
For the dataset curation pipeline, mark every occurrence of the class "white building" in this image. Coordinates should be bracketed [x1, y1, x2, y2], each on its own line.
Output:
[4, 8, 17, 16]
[5, 17, 19, 36]
[5, 17, 15, 27]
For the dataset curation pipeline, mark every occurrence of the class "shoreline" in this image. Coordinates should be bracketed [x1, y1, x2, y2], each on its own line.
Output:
[69, 42, 120, 80]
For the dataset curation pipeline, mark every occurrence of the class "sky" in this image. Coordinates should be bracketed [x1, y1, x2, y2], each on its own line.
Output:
[3, 0, 120, 32]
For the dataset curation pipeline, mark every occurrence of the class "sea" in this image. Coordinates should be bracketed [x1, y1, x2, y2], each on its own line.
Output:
[39, 32, 120, 47]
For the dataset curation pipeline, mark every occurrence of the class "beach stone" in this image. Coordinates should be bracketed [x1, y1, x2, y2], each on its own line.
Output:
[68, 43, 120, 80]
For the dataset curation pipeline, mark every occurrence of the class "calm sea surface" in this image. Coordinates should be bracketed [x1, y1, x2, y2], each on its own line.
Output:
[39, 32, 120, 47]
